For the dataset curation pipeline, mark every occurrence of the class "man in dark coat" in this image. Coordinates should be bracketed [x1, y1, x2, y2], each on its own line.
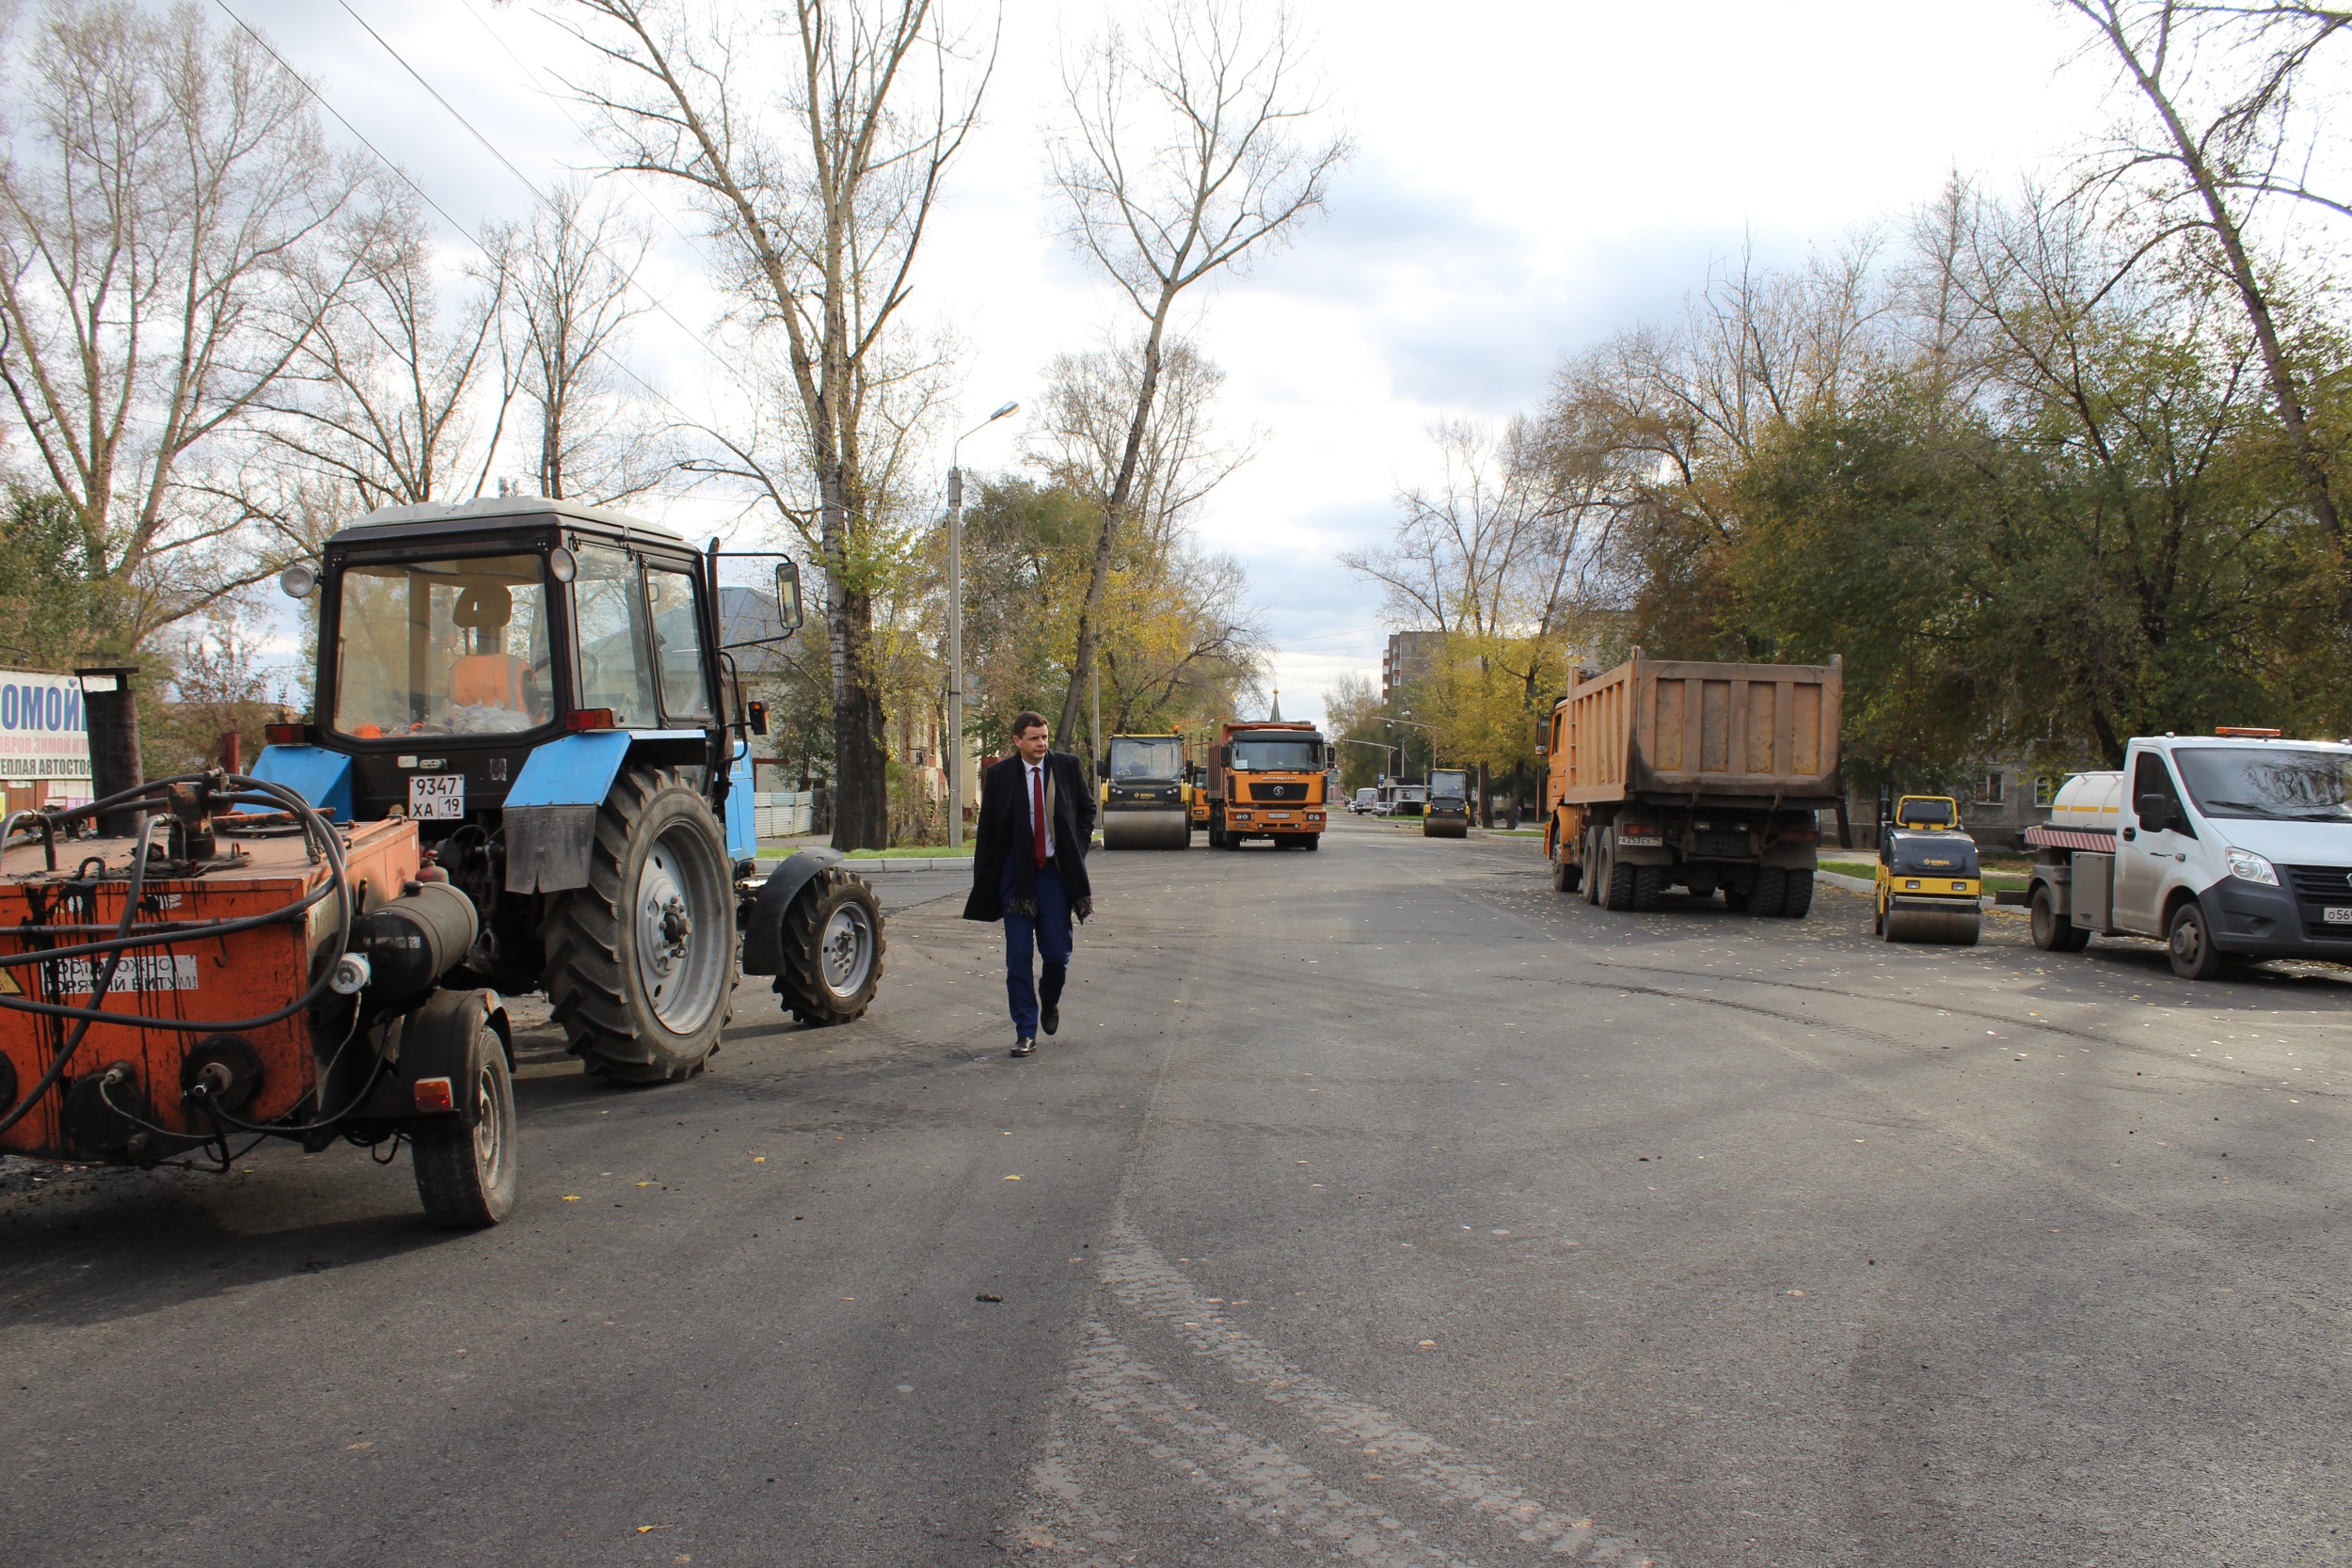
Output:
[962, 710, 1095, 1056]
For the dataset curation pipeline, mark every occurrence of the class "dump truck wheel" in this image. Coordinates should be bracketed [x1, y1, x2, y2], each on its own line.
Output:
[1301, 834, 1321, 850]
[1778, 869, 1814, 919]
[412, 1022, 518, 1228]
[2030, 884, 2090, 952]
[1751, 864, 1788, 917]
[1604, 854, 1637, 911]
[1631, 863, 1665, 911]
[775, 867, 886, 1024]
[2166, 898, 2227, 981]
[1549, 850, 1577, 894]
[542, 767, 737, 1084]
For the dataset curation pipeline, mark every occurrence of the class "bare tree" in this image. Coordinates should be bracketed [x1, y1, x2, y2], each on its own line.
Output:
[0, 0, 365, 650]
[1030, 335, 1248, 552]
[563, 0, 990, 850]
[511, 180, 664, 503]
[2062, 0, 2350, 578]
[1046, 0, 1346, 748]
[256, 202, 518, 512]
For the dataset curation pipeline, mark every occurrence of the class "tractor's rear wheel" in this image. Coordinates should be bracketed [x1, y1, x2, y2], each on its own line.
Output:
[542, 767, 737, 1085]
[776, 868, 886, 1025]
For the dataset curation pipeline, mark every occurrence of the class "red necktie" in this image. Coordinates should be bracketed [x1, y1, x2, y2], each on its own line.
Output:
[1031, 764, 1048, 867]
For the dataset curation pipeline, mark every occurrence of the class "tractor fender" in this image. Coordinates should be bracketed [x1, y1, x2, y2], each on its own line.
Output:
[740, 847, 846, 976]
[395, 989, 514, 1122]
[245, 744, 353, 821]
[502, 731, 634, 893]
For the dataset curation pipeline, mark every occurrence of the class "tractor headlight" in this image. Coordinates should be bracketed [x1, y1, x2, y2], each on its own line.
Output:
[278, 562, 316, 599]
[2225, 847, 2279, 885]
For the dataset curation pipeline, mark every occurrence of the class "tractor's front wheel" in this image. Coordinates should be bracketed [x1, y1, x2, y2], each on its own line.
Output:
[542, 767, 738, 1084]
[776, 868, 885, 1026]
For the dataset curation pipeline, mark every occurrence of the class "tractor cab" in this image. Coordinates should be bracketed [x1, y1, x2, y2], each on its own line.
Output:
[280, 501, 733, 831]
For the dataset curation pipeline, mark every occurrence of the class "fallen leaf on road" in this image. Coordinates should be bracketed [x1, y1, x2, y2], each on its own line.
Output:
[636, 1525, 673, 1533]
[1004, 1175, 1021, 1180]
[1418, 1339, 1437, 1347]
[976, 1293, 1003, 1303]
[563, 1196, 580, 1202]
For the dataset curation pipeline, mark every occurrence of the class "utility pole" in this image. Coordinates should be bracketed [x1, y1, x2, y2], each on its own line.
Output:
[946, 401, 1018, 848]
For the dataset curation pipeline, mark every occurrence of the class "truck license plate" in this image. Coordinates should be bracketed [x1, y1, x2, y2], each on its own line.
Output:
[2326, 906, 2352, 926]
[409, 773, 465, 819]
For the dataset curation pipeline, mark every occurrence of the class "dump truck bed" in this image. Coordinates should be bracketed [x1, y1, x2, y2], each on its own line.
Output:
[1553, 652, 1842, 807]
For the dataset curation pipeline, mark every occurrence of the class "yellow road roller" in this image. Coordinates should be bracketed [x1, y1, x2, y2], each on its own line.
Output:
[1100, 734, 1193, 849]
[1875, 795, 1982, 944]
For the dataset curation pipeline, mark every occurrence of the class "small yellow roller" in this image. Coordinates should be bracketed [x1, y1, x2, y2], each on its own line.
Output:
[1874, 795, 1983, 945]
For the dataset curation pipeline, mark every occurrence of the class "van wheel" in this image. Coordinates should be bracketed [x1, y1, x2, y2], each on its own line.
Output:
[2031, 885, 2090, 952]
[2166, 899, 2227, 980]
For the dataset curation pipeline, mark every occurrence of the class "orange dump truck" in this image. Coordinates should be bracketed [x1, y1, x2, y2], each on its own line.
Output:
[1207, 721, 1329, 849]
[1542, 651, 1842, 915]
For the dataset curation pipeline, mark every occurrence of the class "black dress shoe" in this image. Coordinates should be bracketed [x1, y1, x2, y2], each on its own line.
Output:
[1041, 1005, 1059, 1037]
[1009, 1037, 1036, 1057]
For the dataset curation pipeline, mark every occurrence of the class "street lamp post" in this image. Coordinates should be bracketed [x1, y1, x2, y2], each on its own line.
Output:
[946, 401, 1019, 848]
[1390, 712, 1438, 778]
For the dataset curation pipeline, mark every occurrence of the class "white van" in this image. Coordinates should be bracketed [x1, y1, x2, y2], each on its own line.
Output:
[2026, 732, 2352, 978]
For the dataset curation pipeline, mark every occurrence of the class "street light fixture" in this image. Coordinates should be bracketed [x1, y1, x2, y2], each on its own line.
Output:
[946, 400, 1019, 847]
[1390, 711, 1438, 777]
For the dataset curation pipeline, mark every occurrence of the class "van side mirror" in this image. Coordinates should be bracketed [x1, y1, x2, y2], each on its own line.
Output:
[746, 700, 769, 737]
[2137, 791, 2169, 828]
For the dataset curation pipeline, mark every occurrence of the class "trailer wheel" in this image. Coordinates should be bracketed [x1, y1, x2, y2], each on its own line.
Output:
[2166, 899, 2227, 981]
[1750, 864, 1788, 918]
[2030, 885, 2090, 952]
[1778, 869, 1814, 919]
[542, 767, 737, 1084]
[412, 1022, 518, 1229]
[775, 867, 886, 1024]
[1631, 863, 1665, 912]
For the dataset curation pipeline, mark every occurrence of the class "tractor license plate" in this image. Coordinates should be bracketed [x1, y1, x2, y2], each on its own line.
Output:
[2326, 906, 2352, 925]
[408, 773, 466, 819]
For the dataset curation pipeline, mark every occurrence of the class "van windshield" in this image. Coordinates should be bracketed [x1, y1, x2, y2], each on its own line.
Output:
[2173, 747, 2352, 822]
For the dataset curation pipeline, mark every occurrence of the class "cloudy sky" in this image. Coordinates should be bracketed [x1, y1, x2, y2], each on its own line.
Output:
[230, 0, 2116, 724]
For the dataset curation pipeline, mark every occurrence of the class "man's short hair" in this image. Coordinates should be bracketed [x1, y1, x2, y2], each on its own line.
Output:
[1010, 710, 1049, 738]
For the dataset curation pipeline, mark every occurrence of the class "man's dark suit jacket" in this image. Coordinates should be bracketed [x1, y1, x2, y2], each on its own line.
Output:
[962, 750, 1096, 923]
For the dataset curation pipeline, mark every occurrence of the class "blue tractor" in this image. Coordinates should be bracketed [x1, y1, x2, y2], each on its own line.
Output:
[259, 497, 884, 1086]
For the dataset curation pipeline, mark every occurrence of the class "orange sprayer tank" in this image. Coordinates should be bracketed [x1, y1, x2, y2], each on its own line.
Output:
[0, 816, 419, 1163]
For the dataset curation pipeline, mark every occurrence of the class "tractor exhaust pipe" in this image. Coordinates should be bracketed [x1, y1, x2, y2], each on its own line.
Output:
[76, 666, 145, 838]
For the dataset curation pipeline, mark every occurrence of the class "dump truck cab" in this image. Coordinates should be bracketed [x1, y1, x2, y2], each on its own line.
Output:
[1208, 721, 1328, 849]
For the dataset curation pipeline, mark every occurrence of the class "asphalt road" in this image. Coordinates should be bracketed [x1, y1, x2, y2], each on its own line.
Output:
[5, 814, 2347, 1566]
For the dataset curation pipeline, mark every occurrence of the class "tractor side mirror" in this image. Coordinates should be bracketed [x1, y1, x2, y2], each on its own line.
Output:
[774, 561, 805, 632]
[746, 700, 770, 737]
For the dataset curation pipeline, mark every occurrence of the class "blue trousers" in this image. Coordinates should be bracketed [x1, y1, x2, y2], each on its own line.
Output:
[1002, 860, 1073, 1038]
